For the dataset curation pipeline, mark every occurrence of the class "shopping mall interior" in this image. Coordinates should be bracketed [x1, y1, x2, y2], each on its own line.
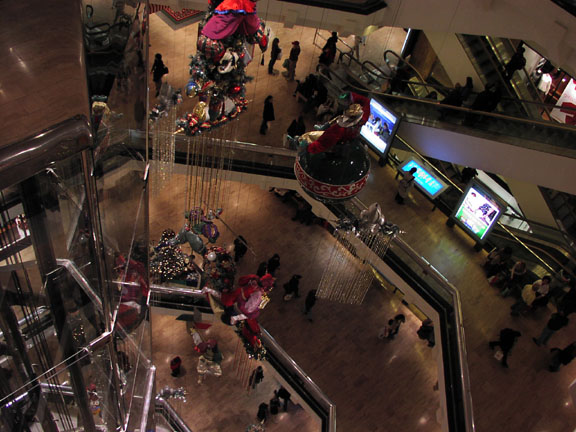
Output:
[1, 1, 576, 431]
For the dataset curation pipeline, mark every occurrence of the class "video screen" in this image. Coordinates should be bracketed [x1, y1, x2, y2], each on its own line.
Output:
[453, 183, 503, 241]
[360, 98, 399, 155]
[399, 159, 448, 199]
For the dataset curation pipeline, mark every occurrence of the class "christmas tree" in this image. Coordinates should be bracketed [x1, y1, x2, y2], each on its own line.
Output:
[177, 0, 268, 135]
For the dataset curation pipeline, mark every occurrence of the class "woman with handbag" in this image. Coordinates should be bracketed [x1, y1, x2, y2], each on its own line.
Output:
[268, 38, 281, 75]
[151, 53, 168, 97]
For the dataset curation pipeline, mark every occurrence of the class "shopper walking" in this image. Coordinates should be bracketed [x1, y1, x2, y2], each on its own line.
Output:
[489, 328, 521, 368]
[386, 314, 406, 339]
[283, 274, 302, 300]
[260, 95, 275, 135]
[256, 402, 268, 423]
[151, 53, 168, 97]
[533, 312, 569, 346]
[249, 365, 264, 389]
[548, 342, 576, 372]
[267, 253, 281, 276]
[233, 235, 248, 263]
[304, 289, 317, 321]
[268, 38, 281, 75]
[277, 386, 291, 412]
[395, 167, 417, 204]
[256, 261, 267, 277]
[287, 116, 306, 137]
[286, 41, 300, 81]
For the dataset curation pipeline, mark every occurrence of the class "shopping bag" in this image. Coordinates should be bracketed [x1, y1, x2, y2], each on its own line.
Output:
[378, 326, 390, 340]
[494, 349, 504, 361]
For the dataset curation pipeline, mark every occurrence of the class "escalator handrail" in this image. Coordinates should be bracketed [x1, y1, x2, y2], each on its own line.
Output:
[324, 60, 576, 133]
[390, 78, 576, 115]
[383, 49, 428, 84]
[378, 91, 576, 133]
[484, 36, 552, 119]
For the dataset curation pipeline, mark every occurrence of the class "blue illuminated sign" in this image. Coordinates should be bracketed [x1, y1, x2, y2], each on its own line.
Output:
[399, 159, 448, 199]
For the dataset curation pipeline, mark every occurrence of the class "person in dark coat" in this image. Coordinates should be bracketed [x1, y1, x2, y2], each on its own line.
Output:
[287, 41, 300, 81]
[269, 392, 281, 416]
[277, 386, 291, 412]
[267, 254, 280, 276]
[151, 53, 168, 97]
[268, 38, 281, 75]
[287, 116, 306, 137]
[533, 312, 569, 346]
[549, 342, 576, 372]
[504, 46, 526, 79]
[489, 328, 521, 368]
[283, 274, 302, 299]
[304, 289, 317, 320]
[256, 402, 269, 423]
[260, 95, 275, 135]
[256, 261, 267, 277]
[249, 365, 264, 389]
[233, 235, 248, 262]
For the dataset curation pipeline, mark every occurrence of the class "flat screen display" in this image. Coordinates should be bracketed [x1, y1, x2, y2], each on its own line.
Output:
[360, 98, 400, 156]
[399, 159, 448, 199]
[452, 182, 505, 242]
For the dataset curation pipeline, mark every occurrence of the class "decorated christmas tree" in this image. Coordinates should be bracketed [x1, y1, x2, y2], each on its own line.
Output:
[177, 0, 268, 135]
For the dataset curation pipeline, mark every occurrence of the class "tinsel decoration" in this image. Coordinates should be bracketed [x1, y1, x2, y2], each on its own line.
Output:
[183, 136, 234, 238]
[158, 386, 188, 403]
[316, 206, 400, 304]
[151, 84, 182, 195]
[150, 229, 190, 282]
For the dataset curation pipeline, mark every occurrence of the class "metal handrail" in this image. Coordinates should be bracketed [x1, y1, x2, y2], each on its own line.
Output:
[260, 328, 336, 431]
[0, 116, 92, 190]
[155, 397, 194, 432]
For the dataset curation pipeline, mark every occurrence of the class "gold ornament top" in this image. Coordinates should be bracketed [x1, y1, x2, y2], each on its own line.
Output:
[193, 102, 207, 122]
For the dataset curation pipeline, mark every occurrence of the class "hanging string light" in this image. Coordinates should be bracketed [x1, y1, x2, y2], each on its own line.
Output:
[316, 203, 400, 304]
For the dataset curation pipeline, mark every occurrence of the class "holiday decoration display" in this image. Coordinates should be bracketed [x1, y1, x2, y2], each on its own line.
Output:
[202, 245, 236, 293]
[150, 83, 183, 195]
[196, 339, 223, 384]
[150, 229, 192, 282]
[236, 319, 266, 360]
[317, 203, 401, 304]
[178, 0, 268, 135]
[294, 92, 372, 202]
[157, 386, 188, 402]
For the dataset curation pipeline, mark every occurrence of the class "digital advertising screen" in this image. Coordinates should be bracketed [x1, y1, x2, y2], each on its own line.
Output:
[398, 158, 448, 199]
[360, 98, 400, 157]
[452, 181, 505, 242]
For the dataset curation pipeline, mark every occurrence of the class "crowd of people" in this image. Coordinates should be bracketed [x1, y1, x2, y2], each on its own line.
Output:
[483, 246, 576, 369]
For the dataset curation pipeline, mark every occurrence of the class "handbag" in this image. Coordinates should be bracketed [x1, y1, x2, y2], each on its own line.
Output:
[163, 65, 169, 75]
[282, 58, 290, 69]
[277, 48, 283, 60]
